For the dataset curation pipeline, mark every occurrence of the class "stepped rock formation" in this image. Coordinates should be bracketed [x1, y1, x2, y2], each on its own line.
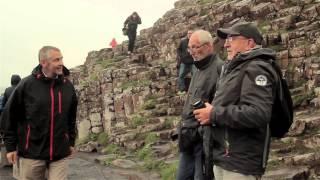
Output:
[70, 0, 320, 179]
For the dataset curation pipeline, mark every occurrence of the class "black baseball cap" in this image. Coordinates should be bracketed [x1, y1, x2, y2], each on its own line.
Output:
[217, 22, 263, 45]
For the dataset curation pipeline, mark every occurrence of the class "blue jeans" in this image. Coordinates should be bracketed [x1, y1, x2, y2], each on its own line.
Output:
[177, 142, 204, 180]
[178, 63, 196, 91]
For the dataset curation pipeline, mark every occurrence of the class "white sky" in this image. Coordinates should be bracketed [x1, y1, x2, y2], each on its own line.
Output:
[0, 0, 175, 89]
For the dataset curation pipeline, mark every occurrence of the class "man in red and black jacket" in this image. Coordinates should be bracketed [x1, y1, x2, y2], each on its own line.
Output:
[0, 46, 78, 180]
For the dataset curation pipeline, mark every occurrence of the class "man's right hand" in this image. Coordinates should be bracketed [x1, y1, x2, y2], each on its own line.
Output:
[7, 151, 17, 164]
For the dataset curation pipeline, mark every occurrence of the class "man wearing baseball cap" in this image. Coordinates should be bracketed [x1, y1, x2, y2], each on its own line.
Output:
[193, 21, 278, 179]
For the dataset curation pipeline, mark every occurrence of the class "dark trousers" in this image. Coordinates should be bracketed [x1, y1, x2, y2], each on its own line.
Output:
[178, 63, 196, 91]
[128, 31, 136, 52]
[177, 142, 204, 180]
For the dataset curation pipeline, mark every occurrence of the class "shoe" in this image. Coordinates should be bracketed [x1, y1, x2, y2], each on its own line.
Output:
[177, 91, 186, 96]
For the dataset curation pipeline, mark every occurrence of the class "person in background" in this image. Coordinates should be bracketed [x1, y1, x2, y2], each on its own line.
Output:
[124, 12, 141, 55]
[176, 30, 196, 95]
[109, 38, 118, 50]
[2, 74, 21, 107]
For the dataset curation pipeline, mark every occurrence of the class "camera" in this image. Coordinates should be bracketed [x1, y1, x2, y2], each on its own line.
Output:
[193, 100, 206, 109]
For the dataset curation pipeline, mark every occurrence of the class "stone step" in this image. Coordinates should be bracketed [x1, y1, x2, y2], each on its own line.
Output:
[263, 166, 310, 180]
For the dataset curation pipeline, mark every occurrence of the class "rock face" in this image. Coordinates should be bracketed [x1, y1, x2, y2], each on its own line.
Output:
[70, 0, 320, 178]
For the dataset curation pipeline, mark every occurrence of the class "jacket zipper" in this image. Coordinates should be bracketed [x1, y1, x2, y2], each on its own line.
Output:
[25, 124, 31, 150]
[58, 91, 62, 114]
[50, 82, 55, 161]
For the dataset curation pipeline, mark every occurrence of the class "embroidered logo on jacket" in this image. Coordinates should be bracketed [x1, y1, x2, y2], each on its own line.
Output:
[255, 75, 267, 86]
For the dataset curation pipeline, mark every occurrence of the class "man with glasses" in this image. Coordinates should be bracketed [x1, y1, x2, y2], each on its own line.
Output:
[193, 22, 278, 179]
[177, 30, 223, 180]
[176, 30, 196, 95]
[0, 46, 78, 180]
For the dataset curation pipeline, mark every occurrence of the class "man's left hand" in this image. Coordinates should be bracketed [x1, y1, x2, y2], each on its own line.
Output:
[193, 103, 214, 125]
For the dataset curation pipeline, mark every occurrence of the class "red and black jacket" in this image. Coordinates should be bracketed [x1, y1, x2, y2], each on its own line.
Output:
[0, 65, 78, 161]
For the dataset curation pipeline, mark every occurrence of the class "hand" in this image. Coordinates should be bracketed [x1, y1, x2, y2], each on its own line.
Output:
[6, 151, 17, 164]
[193, 103, 214, 125]
[69, 146, 76, 158]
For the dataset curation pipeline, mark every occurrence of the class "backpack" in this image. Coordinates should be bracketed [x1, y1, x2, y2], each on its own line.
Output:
[122, 27, 128, 36]
[239, 59, 293, 138]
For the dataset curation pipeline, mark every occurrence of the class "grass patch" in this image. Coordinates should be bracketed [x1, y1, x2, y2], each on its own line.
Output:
[292, 88, 315, 107]
[129, 115, 147, 128]
[142, 99, 156, 110]
[164, 117, 178, 129]
[120, 79, 151, 90]
[89, 73, 99, 81]
[75, 132, 99, 145]
[137, 145, 153, 161]
[97, 132, 109, 146]
[95, 58, 116, 69]
[258, 20, 271, 34]
[160, 162, 178, 180]
[103, 144, 120, 154]
[145, 133, 159, 145]
[268, 44, 285, 51]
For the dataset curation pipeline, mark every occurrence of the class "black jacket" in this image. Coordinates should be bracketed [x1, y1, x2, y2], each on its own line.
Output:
[124, 15, 141, 33]
[2, 75, 21, 107]
[177, 38, 194, 65]
[0, 65, 78, 161]
[210, 48, 277, 175]
[181, 54, 223, 127]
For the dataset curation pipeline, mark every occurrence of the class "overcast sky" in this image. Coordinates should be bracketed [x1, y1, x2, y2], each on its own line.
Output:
[0, 0, 175, 89]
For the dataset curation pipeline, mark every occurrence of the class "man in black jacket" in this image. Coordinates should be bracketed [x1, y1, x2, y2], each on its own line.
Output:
[0, 46, 78, 180]
[177, 30, 223, 180]
[2, 74, 21, 107]
[194, 22, 277, 179]
[176, 30, 196, 95]
[124, 12, 141, 54]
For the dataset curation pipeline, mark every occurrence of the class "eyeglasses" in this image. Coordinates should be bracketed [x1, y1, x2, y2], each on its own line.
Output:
[187, 43, 207, 52]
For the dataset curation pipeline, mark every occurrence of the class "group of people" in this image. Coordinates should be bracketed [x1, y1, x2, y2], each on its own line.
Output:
[0, 14, 288, 180]
[176, 22, 286, 180]
[0, 11, 142, 180]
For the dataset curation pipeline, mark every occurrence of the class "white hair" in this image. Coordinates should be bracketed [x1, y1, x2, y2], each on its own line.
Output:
[193, 30, 213, 45]
[38, 46, 60, 62]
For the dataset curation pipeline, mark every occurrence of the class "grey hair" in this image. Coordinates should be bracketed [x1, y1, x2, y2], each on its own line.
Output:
[38, 46, 60, 62]
[193, 30, 213, 45]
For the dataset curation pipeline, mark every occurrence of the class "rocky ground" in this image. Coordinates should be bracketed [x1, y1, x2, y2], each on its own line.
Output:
[0, 152, 160, 180]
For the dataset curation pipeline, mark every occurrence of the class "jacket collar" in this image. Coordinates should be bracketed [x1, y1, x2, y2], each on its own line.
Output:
[32, 64, 70, 83]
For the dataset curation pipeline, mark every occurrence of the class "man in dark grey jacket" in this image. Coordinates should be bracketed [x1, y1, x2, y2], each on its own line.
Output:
[177, 30, 223, 180]
[194, 22, 278, 179]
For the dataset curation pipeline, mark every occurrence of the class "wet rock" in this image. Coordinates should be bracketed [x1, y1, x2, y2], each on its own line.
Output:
[112, 159, 137, 169]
